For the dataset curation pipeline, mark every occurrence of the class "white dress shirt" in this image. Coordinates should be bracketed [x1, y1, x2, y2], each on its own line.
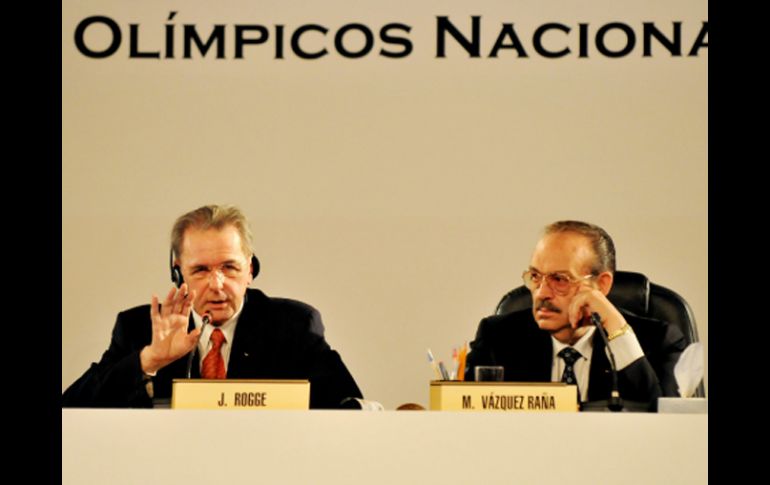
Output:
[192, 300, 245, 372]
[550, 326, 645, 402]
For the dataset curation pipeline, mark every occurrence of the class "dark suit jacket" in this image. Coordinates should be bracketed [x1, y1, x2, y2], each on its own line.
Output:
[464, 308, 686, 409]
[62, 289, 363, 409]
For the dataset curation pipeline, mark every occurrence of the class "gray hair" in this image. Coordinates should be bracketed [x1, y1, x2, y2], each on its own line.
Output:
[171, 205, 254, 262]
[544, 220, 616, 274]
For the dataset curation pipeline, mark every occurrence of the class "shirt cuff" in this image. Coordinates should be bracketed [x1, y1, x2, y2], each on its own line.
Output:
[606, 330, 644, 370]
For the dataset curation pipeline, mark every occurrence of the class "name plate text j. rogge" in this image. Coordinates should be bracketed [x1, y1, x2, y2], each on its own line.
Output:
[171, 379, 310, 410]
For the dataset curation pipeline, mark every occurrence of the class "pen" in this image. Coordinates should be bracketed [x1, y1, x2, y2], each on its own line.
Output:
[438, 361, 449, 381]
[427, 349, 443, 380]
[457, 343, 468, 382]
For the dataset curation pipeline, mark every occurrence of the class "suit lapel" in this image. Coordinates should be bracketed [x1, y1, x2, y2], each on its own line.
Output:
[504, 313, 552, 382]
[533, 335, 553, 382]
[227, 289, 272, 378]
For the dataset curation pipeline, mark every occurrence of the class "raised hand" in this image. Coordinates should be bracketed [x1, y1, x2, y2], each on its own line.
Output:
[140, 284, 202, 374]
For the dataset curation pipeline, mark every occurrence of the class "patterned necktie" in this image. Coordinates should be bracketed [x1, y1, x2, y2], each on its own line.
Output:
[558, 347, 582, 400]
[201, 328, 227, 379]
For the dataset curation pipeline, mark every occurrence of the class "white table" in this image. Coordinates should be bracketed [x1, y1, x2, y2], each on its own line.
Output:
[62, 409, 707, 484]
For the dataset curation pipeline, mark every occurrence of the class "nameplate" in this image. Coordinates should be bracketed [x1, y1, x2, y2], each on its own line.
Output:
[171, 379, 310, 410]
[429, 381, 578, 412]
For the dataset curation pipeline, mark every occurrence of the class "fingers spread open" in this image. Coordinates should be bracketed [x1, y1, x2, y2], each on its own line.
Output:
[150, 295, 160, 321]
[161, 287, 177, 317]
[181, 289, 196, 317]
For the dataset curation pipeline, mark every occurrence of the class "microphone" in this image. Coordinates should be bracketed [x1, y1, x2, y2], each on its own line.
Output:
[185, 314, 211, 379]
[590, 312, 624, 412]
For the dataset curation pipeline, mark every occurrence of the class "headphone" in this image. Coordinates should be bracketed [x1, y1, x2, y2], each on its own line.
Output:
[169, 249, 261, 288]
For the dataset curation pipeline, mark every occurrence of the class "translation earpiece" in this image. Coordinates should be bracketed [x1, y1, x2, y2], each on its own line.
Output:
[170, 249, 184, 287]
[250, 255, 260, 280]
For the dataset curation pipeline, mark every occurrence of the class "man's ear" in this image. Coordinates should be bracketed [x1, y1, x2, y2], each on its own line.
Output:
[597, 272, 613, 296]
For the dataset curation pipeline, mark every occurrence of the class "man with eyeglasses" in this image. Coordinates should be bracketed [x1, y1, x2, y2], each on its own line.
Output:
[464, 220, 686, 409]
[62, 204, 363, 409]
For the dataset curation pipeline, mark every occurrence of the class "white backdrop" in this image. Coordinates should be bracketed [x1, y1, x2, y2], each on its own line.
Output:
[62, 0, 708, 409]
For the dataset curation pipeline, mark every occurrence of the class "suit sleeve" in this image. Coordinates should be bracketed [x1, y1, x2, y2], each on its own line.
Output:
[61, 312, 153, 408]
[615, 357, 665, 404]
[301, 308, 363, 409]
[650, 319, 688, 397]
[464, 317, 495, 381]
[616, 317, 687, 404]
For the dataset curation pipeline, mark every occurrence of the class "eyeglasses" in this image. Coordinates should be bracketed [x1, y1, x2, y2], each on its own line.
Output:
[521, 269, 595, 296]
[188, 263, 246, 282]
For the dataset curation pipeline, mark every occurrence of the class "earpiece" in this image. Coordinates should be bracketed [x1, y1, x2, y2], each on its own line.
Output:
[249, 254, 261, 280]
[169, 250, 260, 288]
[170, 249, 184, 288]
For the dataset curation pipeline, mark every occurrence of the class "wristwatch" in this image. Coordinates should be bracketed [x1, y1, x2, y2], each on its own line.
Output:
[607, 323, 632, 341]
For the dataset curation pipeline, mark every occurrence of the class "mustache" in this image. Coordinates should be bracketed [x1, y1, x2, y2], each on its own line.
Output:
[535, 300, 562, 313]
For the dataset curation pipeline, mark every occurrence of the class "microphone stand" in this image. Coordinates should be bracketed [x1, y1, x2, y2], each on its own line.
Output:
[590, 312, 624, 412]
[185, 314, 210, 379]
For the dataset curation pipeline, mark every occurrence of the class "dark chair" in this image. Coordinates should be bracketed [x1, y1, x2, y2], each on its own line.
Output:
[495, 270, 705, 397]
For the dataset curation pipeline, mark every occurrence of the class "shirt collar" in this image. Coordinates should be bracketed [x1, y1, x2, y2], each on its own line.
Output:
[192, 299, 245, 347]
[551, 325, 595, 362]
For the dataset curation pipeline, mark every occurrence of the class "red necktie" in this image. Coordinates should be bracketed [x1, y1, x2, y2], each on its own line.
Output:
[201, 328, 226, 379]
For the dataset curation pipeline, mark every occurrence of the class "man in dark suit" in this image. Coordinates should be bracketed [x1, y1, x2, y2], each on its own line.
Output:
[62, 205, 363, 409]
[465, 221, 686, 410]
